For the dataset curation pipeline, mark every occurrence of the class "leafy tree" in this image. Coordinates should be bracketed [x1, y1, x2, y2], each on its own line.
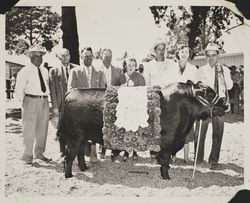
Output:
[6, 6, 61, 54]
[149, 6, 243, 58]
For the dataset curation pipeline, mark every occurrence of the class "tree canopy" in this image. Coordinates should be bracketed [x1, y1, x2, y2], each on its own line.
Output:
[149, 6, 243, 58]
[6, 7, 61, 54]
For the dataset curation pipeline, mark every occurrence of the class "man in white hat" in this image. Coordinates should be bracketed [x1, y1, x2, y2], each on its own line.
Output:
[195, 42, 233, 169]
[144, 39, 177, 158]
[16, 45, 51, 164]
[143, 39, 177, 87]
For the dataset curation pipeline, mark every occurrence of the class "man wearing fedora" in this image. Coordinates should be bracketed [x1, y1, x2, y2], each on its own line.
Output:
[195, 42, 233, 170]
[16, 45, 51, 164]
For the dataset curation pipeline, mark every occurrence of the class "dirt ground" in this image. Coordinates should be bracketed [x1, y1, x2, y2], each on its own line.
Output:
[4, 99, 244, 197]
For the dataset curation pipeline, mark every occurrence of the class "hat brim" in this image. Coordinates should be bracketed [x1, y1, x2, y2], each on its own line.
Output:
[150, 42, 166, 55]
[26, 50, 46, 57]
[203, 49, 221, 55]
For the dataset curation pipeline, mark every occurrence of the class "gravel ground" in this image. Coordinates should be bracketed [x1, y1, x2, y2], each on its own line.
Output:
[4, 99, 244, 198]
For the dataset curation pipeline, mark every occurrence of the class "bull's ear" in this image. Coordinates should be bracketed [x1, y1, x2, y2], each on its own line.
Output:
[195, 81, 203, 86]
[186, 80, 194, 85]
[196, 81, 207, 89]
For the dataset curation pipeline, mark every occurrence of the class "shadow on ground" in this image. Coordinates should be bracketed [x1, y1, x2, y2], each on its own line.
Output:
[30, 155, 243, 190]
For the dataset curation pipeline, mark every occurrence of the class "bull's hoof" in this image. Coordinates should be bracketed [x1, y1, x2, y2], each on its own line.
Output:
[111, 155, 118, 162]
[65, 173, 73, 178]
[162, 176, 171, 180]
[122, 155, 128, 162]
[79, 165, 88, 171]
[160, 166, 170, 180]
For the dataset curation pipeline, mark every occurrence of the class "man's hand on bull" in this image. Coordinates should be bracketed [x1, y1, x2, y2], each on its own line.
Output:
[53, 108, 59, 116]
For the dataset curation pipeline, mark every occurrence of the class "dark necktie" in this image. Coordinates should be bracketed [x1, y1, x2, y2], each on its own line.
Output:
[38, 67, 46, 93]
[180, 67, 185, 75]
[66, 68, 69, 79]
[214, 65, 219, 93]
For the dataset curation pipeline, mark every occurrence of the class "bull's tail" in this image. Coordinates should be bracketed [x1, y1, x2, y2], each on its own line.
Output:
[56, 91, 70, 138]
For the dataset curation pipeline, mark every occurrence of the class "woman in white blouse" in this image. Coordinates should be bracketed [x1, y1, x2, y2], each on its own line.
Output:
[171, 43, 198, 164]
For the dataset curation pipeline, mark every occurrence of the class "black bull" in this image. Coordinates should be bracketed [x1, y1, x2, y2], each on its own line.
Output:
[57, 81, 228, 179]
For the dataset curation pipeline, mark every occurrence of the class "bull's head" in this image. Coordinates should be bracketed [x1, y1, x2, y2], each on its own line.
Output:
[187, 80, 229, 118]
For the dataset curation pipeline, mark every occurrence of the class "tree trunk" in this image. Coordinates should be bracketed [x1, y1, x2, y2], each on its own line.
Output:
[61, 7, 79, 65]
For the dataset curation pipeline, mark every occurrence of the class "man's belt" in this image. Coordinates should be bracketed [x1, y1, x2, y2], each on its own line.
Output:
[25, 94, 48, 98]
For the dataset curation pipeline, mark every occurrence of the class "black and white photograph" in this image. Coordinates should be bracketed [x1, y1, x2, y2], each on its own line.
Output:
[1, 0, 250, 202]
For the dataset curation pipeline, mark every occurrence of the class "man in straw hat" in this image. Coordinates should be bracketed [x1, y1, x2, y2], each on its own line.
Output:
[16, 45, 51, 164]
[144, 39, 177, 158]
[195, 42, 233, 170]
[144, 38, 176, 87]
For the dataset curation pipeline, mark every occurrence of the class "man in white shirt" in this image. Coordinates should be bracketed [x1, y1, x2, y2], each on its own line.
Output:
[99, 48, 122, 159]
[144, 40, 177, 87]
[15, 45, 51, 164]
[195, 43, 233, 169]
[67, 47, 105, 90]
[144, 40, 176, 158]
[101, 48, 122, 87]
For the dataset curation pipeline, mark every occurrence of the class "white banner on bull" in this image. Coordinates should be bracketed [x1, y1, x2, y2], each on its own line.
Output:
[115, 86, 149, 131]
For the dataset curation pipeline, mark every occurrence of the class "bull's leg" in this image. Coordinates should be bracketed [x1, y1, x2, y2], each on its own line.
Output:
[111, 149, 121, 162]
[157, 150, 171, 180]
[77, 142, 88, 171]
[100, 146, 106, 159]
[64, 150, 75, 178]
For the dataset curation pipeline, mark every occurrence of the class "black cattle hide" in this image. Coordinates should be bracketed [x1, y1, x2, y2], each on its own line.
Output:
[58, 82, 228, 179]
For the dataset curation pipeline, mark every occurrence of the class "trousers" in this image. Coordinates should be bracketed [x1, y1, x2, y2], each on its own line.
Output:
[194, 116, 224, 164]
[22, 95, 49, 158]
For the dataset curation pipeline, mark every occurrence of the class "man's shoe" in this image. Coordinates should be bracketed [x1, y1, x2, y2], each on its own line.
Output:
[195, 160, 204, 165]
[100, 154, 105, 159]
[210, 163, 218, 170]
[35, 154, 52, 162]
[21, 155, 33, 164]
[122, 155, 128, 162]
[90, 156, 99, 163]
[132, 155, 138, 161]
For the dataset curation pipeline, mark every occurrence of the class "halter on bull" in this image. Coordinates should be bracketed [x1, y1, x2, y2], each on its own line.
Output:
[57, 80, 228, 179]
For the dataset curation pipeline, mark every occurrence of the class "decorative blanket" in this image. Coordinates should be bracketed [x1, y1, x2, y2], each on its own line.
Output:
[102, 86, 161, 152]
[115, 86, 148, 131]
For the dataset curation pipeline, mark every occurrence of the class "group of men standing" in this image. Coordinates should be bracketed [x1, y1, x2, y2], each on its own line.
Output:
[15, 40, 233, 170]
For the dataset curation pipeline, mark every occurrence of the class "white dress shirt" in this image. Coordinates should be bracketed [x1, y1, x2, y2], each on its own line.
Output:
[16, 62, 50, 101]
[61, 63, 70, 81]
[83, 65, 93, 87]
[174, 62, 198, 83]
[102, 65, 112, 86]
[144, 59, 178, 87]
[196, 63, 233, 98]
